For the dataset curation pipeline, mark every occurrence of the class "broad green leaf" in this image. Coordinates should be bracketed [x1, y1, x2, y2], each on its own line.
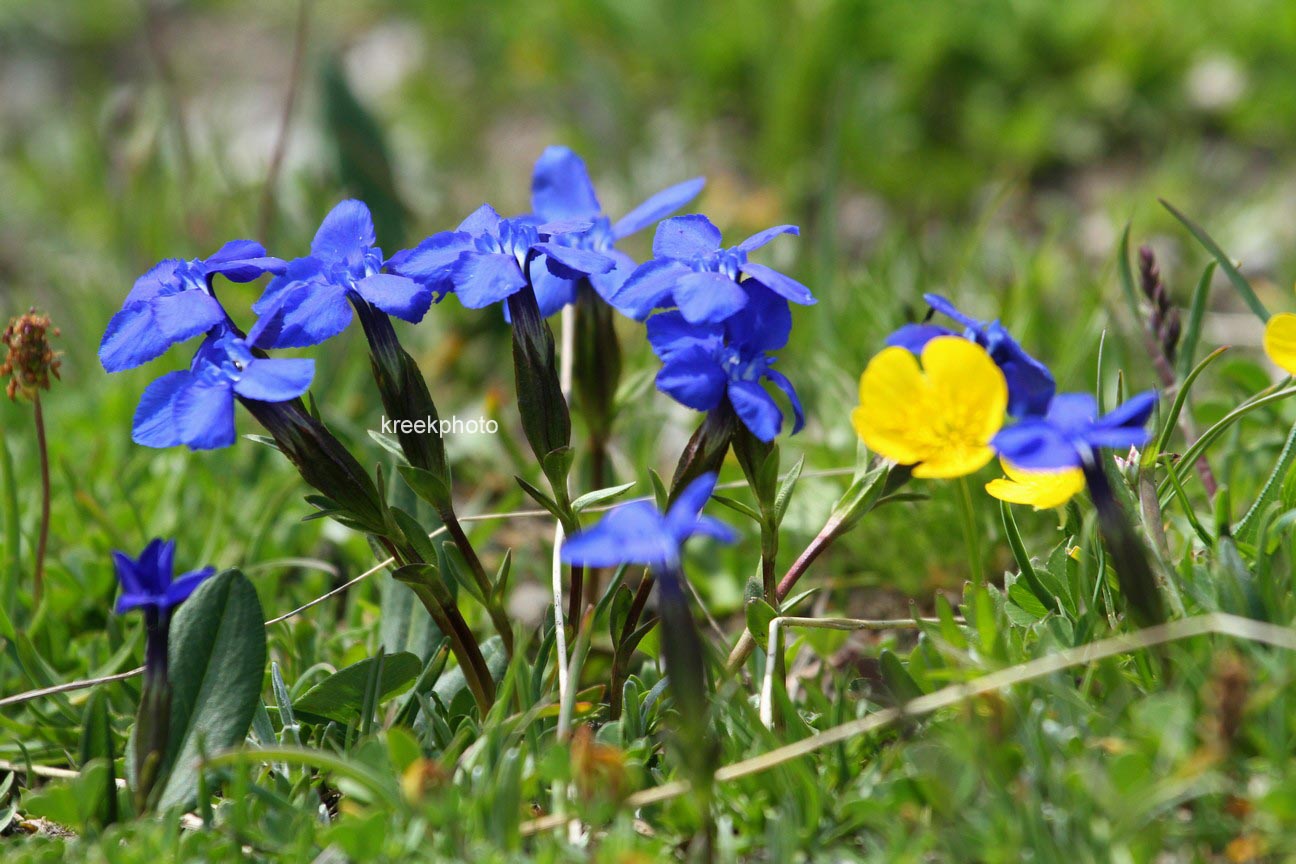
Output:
[293, 652, 422, 725]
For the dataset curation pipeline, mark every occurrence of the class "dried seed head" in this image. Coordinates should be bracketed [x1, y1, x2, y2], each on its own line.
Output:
[1208, 650, 1249, 752]
[570, 724, 629, 806]
[1138, 245, 1181, 365]
[2, 309, 62, 402]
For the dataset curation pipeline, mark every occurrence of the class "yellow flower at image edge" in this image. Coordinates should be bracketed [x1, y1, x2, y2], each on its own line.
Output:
[1263, 312, 1296, 375]
[985, 459, 1085, 509]
[851, 336, 1007, 479]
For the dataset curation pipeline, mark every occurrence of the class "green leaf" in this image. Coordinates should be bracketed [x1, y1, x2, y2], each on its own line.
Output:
[1160, 198, 1269, 322]
[515, 475, 565, 522]
[711, 493, 762, 523]
[368, 430, 409, 464]
[439, 540, 487, 606]
[79, 688, 117, 827]
[293, 652, 422, 725]
[1007, 579, 1051, 622]
[773, 455, 805, 524]
[878, 649, 924, 703]
[648, 469, 669, 511]
[492, 549, 513, 602]
[1177, 261, 1216, 382]
[571, 481, 637, 513]
[398, 465, 451, 512]
[155, 569, 267, 811]
[745, 598, 779, 651]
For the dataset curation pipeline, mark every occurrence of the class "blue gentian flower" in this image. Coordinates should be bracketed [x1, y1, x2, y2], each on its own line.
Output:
[561, 472, 736, 570]
[252, 200, 433, 348]
[887, 293, 1056, 418]
[131, 312, 314, 451]
[524, 146, 705, 314]
[611, 214, 815, 324]
[390, 204, 616, 312]
[100, 241, 286, 372]
[648, 283, 804, 442]
[992, 391, 1158, 470]
[113, 538, 215, 616]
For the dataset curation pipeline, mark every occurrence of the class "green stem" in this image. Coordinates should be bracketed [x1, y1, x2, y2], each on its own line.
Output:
[956, 476, 984, 586]
[32, 393, 49, 607]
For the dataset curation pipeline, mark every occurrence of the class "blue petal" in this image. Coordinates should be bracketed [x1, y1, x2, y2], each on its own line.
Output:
[884, 323, 957, 354]
[112, 549, 147, 599]
[163, 567, 216, 609]
[256, 282, 353, 348]
[736, 224, 798, 252]
[1095, 390, 1158, 431]
[588, 249, 638, 302]
[527, 262, 579, 317]
[151, 289, 227, 342]
[176, 377, 237, 450]
[124, 259, 187, 305]
[611, 177, 706, 240]
[203, 240, 287, 282]
[765, 368, 805, 434]
[1084, 426, 1152, 452]
[673, 271, 749, 324]
[728, 380, 783, 442]
[251, 258, 326, 315]
[535, 243, 615, 278]
[100, 303, 173, 372]
[647, 311, 724, 360]
[656, 345, 727, 411]
[451, 253, 527, 308]
[390, 232, 474, 282]
[355, 274, 433, 323]
[991, 423, 1082, 470]
[691, 515, 739, 544]
[131, 371, 191, 448]
[726, 281, 791, 352]
[738, 262, 815, 306]
[311, 200, 376, 262]
[233, 358, 314, 402]
[652, 215, 722, 259]
[115, 592, 161, 615]
[561, 502, 676, 568]
[149, 538, 176, 591]
[457, 204, 504, 237]
[665, 471, 719, 539]
[1045, 393, 1099, 432]
[609, 259, 690, 320]
[531, 146, 601, 221]
[923, 293, 982, 330]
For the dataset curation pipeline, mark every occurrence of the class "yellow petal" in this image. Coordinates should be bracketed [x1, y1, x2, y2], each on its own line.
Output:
[985, 458, 1085, 509]
[1263, 313, 1296, 376]
[853, 346, 931, 466]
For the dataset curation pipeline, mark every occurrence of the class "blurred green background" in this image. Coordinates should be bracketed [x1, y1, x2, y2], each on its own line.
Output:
[4, 0, 1296, 625]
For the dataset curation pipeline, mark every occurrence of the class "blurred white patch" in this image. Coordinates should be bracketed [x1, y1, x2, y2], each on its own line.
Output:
[1186, 54, 1246, 112]
[344, 23, 424, 103]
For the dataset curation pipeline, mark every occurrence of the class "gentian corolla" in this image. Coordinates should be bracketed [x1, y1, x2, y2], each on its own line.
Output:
[611, 214, 815, 324]
[390, 204, 616, 312]
[991, 391, 1158, 470]
[649, 283, 804, 442]
[561, 472, 736, 570]
[113, 538, 215, 616]
[852, 336, 1008, 478]
[131, 312, 313, 451]
[252, 200, 433, 348]
[100, 241, 285, 372]
[888, 293, 1055, 418]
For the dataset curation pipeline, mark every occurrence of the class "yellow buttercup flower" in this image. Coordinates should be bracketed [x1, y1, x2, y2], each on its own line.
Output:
[1263, 312, 1296, 375]
[851, 336, 1007, 479]
[985, 458, 1085, 509]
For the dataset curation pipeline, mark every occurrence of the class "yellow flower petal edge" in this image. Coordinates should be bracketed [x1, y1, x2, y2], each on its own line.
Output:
[1263, 312, 1296, 376]
[851, 336, 1008, 480]
[985, 458, 1086, 510]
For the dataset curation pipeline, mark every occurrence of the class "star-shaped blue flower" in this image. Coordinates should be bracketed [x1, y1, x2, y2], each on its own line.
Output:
[113, 538, 215, 616]
[648, 282, 805, 442]
[611, 214, 815, 324]
[252, 200, 433, 348]
[524, 146, 705, 315]
[131, 312, 314, 451]
[887, 293, 1056, 418]
[390, 204, 616, 312]
[561, 472, 736, 570]
[100, 241, 285, 372]
[992, 391, 1158, 470]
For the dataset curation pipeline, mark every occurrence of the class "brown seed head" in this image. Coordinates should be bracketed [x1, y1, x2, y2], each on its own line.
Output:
[2, 309, 62, 402]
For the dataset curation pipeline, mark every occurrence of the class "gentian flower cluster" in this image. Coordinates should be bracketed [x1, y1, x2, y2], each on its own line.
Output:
[113, 537, 215, 618]
[855, 294, 1158, 509]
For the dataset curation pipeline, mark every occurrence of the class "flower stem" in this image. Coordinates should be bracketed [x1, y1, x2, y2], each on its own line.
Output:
[956, 476, 984, 586]
[32, 392, 49, 607]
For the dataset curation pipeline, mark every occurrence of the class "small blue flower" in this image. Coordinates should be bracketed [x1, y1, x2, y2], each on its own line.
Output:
[561, 472, 736, 570]
[992, 391, 1158, 470]
[524, 146, 705, 315]
[100, 241, 286, 372]
[888, 294, 1056, 418]
[252, 200, 433, 348]
[131, 313, 314, 451]
[611, 215, 815, 324]
[113, 538, 215, 616]
[648, 283, 805, 443]
[391, 204, 616, 312]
